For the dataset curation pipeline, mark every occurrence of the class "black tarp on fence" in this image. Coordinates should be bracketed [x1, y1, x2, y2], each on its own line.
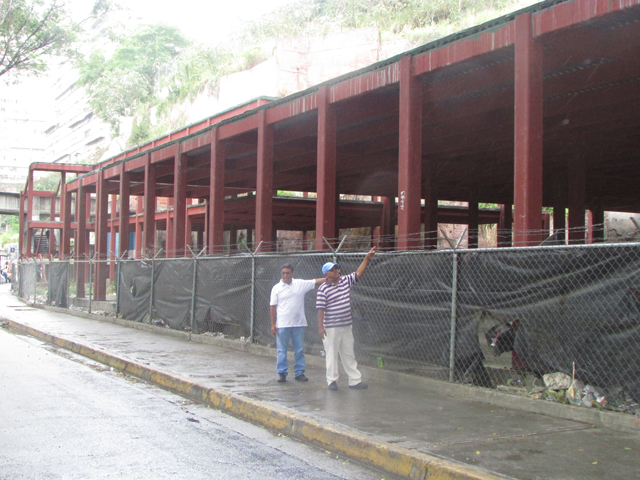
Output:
[18, 243, 640, 401]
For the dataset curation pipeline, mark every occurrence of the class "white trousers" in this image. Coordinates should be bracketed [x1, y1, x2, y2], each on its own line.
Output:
[322, 325, 362, 386]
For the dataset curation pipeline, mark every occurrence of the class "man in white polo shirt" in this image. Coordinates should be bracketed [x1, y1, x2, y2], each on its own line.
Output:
[270, 264, 324, 383]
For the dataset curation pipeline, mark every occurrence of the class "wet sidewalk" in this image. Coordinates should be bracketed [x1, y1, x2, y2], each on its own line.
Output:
[1, 284, 638, 480]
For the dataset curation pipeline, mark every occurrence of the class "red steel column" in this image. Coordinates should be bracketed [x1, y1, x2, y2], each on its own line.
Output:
[94, 170, 109, 301]
[172, 144, 187, 257]
[26, 172, 34, 257]
[48, 180, 56, 257]
[397, 55, 422, 250]
[315, 86, 337, 250]
[52, 172, 65, 257]
[143, 154, 156, 256]
[380, 196, 393, 250]
[553, 204, 565, 236]
[166, 197, 174, 255]
[498, 204, 513, 247]
[109, 195, 117, 280]
[119, 165, 130, 259]
[586, 210, 594, 244]
[513, 13, 543, 247]
[256, 109, 274, 251]
[61, 184, 72, 259]
[135, 196, 142, 259]
[591, 208, 605, 242]
[76, 185, 87, 298]
[468, 197, 479, 249]
[568, 156, 586, 244]
[185, 204, 193, 251]
[19, 192, 25, 257]
[422, 174, 438, 249]
[196, 223, 203, 250]
[208, 127, 225, 253]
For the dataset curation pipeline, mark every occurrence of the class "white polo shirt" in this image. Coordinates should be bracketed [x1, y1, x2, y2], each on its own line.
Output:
[270, 278, 316, 328]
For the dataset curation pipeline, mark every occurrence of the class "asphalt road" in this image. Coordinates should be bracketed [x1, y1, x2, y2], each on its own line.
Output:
[0, 327, 394, 480]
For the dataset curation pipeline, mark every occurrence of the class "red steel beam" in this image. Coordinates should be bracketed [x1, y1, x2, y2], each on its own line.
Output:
[150, 144, 179, 164]
[533, 0, 640, 37]
[266, 95, 318, 124]
[413, 24, 516, 77]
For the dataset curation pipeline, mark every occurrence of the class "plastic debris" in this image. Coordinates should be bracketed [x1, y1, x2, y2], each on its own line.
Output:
[543, 372, 572, 390]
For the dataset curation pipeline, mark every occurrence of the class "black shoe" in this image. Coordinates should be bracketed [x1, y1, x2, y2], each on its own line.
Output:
[328, 381, 338, 391]
[349, 382, 368, 389]
[295, 374, 308, 381]
[277, 373, 287, 383]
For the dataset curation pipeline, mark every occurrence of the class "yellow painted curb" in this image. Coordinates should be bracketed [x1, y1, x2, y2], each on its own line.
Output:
[3, 318, 503, 480]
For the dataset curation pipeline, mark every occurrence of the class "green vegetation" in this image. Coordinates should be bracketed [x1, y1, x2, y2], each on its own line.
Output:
[0, 214, 19, 246]
[240, 0, 537, 47]
[0, 0, 75, 77]
[77, 24, 191, 136]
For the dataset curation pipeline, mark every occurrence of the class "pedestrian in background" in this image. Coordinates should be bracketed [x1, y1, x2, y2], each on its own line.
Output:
[316, 247, 376, 391]
[270, 264, 324, 383]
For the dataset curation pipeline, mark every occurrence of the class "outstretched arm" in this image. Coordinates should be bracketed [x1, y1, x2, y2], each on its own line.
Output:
[314, 277, 325, 285]
[355, 246, 377, 280]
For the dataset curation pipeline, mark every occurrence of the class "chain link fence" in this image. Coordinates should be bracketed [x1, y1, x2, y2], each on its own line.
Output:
[12, 242, 640, 412]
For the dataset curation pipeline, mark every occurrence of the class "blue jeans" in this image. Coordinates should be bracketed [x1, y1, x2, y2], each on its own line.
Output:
[276, 327, 305, 377]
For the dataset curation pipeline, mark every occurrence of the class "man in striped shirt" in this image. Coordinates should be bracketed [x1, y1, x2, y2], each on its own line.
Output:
[316, 247, 376, 391]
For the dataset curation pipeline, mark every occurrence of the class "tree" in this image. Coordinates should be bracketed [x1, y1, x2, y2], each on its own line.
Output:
[0, 0, 75, 78]
[78, 24, 191, 135]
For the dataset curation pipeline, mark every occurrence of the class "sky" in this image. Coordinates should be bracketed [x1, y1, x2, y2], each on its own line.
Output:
[72, 0, 298, 45]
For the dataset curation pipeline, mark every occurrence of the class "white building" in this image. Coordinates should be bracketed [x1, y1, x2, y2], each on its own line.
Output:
[0, 77, 47, 191]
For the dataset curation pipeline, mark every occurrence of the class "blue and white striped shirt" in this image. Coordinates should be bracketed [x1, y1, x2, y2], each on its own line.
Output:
[316, 272, 357, 328]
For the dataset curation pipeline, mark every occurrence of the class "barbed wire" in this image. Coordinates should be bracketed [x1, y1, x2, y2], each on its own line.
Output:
[32, 221, 638, 263]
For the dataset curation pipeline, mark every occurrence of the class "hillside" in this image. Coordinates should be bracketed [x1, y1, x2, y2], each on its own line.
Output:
[80, 0, 541, 155]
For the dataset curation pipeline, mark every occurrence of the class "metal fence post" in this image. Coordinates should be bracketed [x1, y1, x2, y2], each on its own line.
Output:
[115, 251, 126, 318]
[88, 256, 94, 315]
[66, 259, 71, 310]
[147, 249, 163, 324]
[242, 241, 263, 343]
[442, 228, 467, 383]
[322, 236, 347, 263]
[188, 246, 206, 340]
[33, 260, 37, 304]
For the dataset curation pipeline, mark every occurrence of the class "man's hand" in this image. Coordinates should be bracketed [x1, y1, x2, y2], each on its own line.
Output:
[319, 326, 326, 339]
[271, 325, 277, 335]
[356, 246, 377, 279]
